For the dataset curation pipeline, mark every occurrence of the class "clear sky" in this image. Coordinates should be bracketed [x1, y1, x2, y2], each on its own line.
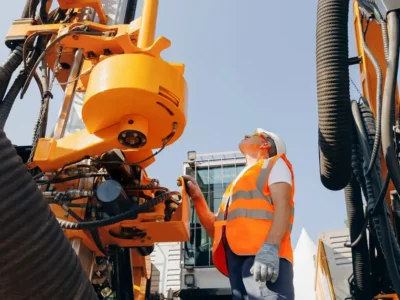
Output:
[0, 1, 364, 246]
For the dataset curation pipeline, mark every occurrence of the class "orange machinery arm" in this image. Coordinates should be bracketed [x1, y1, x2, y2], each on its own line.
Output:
[0, 0, 190, 299]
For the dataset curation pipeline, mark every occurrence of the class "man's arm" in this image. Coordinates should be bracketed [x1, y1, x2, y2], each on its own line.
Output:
[251, 159, 293, 283]
[265, 182, 292, 246]
[184, 177, 216, 238]
[192, 196, 216, 238]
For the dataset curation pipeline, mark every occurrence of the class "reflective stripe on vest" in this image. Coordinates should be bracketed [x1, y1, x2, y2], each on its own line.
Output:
[220, 206, 295, 232]
[230, 159, 273, 205]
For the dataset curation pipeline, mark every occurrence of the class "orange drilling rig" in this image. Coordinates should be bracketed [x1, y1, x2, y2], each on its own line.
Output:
[316, 0, 400, 299]
[0, 0, 189, 299]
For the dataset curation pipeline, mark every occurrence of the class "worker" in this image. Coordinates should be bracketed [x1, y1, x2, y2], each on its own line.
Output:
[182, 128, 295, 300]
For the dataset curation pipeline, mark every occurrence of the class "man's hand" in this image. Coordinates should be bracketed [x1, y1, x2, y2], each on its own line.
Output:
[250, 242, 280, 283]
[180, 175, 215, 238]
[182, 175, 203, 202]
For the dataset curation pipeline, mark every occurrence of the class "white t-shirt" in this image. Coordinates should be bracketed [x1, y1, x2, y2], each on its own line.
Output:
[268, 157, 292, 187]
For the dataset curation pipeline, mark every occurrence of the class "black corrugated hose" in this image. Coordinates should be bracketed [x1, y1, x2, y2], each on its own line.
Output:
[0, 47, 40, 130]
[316, 0, 353, 191]
[0, 130, 97, 299]
[351, 100, 400, 295]
[381, 10, 400, 195]
[124, 0, 138, 24]
[344, 130, 372, 299]
[0, 45, 24, 102]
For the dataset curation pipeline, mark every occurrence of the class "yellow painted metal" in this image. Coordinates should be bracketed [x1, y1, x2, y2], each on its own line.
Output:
[131, 253, 151, 300]
[374, 295, 400, 300]
[315, 240, 336, 300]
[137, 0, 159, 48]
[82, 53, 187, 142]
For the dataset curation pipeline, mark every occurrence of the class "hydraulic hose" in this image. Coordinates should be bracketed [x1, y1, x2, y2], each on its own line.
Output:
[0, 45, 24, 102]
[124, 0, 138, 24]
[360, 34, 383, 176]
[381, 10, 400, 195]
[344, 174, 372, 299]
[316, 0, 352, 191]
[0, 130, 97, 299]
[351, 100, 400, 295]
[0, 47, 41, 130]
[59, 191, 180, 230]
[40, 0, 49, 23]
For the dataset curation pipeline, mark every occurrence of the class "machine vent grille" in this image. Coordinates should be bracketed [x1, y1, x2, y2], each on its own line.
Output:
[329, 234, 352, 266]
[158, 86, 180, 107]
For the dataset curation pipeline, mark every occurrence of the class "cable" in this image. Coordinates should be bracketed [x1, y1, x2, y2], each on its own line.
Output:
[348, 173, 390, 248]
[58, 191, 180, 230]
[20, 27, 104, 99]
[381, 10, 400, 195]
[36, 173, 105, 184]
[22, 30, 56, 70]
[359, 18, 384, 177]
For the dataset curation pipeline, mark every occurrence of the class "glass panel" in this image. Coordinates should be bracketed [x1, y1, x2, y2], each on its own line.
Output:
[184, 162, 245, 267]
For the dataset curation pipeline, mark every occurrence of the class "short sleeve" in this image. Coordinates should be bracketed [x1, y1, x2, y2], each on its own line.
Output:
[268, 157, 292, 187]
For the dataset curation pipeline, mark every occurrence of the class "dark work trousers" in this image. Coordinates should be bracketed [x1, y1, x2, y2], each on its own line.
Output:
[223, 238, 295, 300]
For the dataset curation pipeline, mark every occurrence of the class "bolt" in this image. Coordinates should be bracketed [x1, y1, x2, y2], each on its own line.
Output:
[147, 237, 151, 240]
[141, 240, 145, 243]
[73, 35, 79, 40]
[128, 120, 134, 124]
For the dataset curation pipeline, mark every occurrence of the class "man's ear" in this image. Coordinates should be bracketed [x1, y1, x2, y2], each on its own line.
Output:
[260, 141, 271, 151]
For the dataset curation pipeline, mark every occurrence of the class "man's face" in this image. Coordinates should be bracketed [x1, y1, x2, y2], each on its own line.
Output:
[239, 133, 269, 154]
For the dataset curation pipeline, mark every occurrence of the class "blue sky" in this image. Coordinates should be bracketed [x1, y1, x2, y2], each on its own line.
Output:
[0, 1, 363, 246]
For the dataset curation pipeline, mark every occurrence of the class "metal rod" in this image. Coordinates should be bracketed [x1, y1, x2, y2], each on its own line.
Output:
[137, 0, 159, 48]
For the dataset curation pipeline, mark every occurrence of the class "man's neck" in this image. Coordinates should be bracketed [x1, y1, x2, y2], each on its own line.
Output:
[245, 153, 269, 167]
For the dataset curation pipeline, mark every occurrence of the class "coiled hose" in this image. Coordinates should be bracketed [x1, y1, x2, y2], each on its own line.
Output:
[351, 100, 400, 295]
[381, 10, 400, 195]
[316, 0, 352, 191]
[0, 130, 97, 299]
[0, 47, 40, 130]
[344, 132, 372, 299]
[0, 45, 24, 102]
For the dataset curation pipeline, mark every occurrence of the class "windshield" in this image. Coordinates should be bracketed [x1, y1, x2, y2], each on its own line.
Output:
[184, 163, 245, 267]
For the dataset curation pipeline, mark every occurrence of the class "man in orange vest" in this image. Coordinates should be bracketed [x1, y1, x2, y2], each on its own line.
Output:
[182, 128, 295, 299]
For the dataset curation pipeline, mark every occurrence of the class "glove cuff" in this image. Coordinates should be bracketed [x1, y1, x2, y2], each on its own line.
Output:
[264, 242, 279, 251]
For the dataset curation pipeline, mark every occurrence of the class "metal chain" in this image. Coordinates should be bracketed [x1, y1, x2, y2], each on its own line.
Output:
[28, 46, 64, 164]
[350, 76, 364, 100]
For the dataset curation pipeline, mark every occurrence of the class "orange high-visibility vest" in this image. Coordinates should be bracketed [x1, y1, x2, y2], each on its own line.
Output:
[211, 154, 295, 277]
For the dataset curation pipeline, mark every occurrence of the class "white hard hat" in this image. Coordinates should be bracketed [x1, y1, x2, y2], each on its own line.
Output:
[253, 128, 287, 155]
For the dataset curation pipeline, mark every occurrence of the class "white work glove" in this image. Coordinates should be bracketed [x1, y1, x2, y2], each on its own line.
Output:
[250, 242, 280, 283]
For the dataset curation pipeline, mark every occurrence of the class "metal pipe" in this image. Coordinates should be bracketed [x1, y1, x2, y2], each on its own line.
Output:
[137, 0, 159, 48]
